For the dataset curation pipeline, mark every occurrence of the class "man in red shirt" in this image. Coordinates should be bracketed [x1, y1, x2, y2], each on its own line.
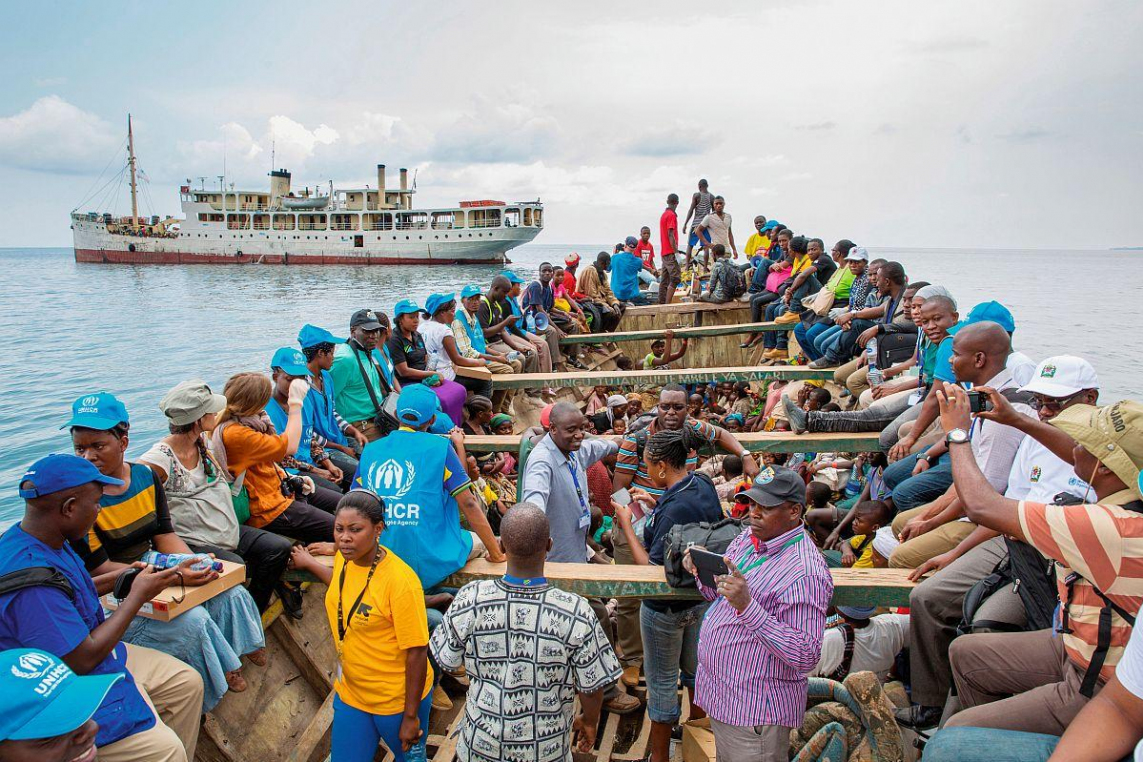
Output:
[658, 193, 681, 304]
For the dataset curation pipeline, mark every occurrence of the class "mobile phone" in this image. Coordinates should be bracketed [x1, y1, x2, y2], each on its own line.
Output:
[689, 547, 729, 589]
[967, 390, 992, 414]
[611, 488, 632, 507]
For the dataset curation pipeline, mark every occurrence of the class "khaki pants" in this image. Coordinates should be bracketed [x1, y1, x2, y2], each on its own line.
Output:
[98, 643, 204, 762]
[350, 418, 385, 443]
[889, 507, 977, 569]
[610, 528, 643, 670]
[486, 357, 522, 413]
[491, 338, 540, 374]
[523, 331, 555, 372]
[946, 628, 1095, 735]
[858, 385, 915, 411]
[710, 718, 791, 762]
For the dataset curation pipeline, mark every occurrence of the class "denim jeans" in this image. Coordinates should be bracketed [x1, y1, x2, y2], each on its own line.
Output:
[922, 727, 1062, 762]
[763, 302, 789, 349]
[805, 393, 912, 434]
[750, 290, 781, 322]
[795, 321, 833, 361]
[883, 452, 953, 510]
[640, 602, 710, 724]
[819, 325, 844, 358]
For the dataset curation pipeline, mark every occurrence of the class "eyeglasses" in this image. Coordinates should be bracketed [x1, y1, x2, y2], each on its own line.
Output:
[1030, 391, 1086, 412]
[659, 403, 687, 411]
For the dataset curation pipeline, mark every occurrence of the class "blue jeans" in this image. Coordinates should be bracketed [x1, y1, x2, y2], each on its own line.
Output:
[332, 693, 432, 762]
[923, 727, 1061, 762]
[796, 321, 833, 361]
[763, 302, 789, 349]
[819, 326, 845, 358]
[640, 602, 709, 724]
[883, 452, 953, 510]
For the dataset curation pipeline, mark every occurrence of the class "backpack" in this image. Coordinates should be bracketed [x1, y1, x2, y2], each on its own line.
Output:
[0, 567, 75, 601]
[663, 515, 744, 588]
[718, 262, 747, 300]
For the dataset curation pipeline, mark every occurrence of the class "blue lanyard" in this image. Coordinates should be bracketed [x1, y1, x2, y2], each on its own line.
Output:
[565, 458, 590, 515]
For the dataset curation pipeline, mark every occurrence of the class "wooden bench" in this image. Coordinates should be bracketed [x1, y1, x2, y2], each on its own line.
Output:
[463, 431, 881, 454]
[559, 321, 783, 345]
[623, 301, 751, 317]
[489, 364, 838, 389]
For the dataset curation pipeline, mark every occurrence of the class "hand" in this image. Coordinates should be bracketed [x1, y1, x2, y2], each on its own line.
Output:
[128, 565, 181, 602]
[449, 429, 466, 449]
[936, 383, 973, 434]
[425, 374, 442, 388]
[909, 551, 956, 582]
[484, 546, 507, 564]
[682, 545, 706, 577]
[309, 466, 333, 481]
[715, 557, 751, 612]
[840, 546, 856, 567]
[871, 383, 891, 400]
[573, 712, 598, 752]
[424, 592, 454, 610]
[898, 516, 932, 543]
[289, 544, 317, 571]
[664, 329, 675, 340]
[287, 379, 310, 407]
[823, 530, 842, 551]
[398, 715, 422, 752]
[857, 326, 878, 348]
[740, 454, 760, 480]
[888, 436, 916, 462]
[835, 312, 853, 328]
[300, 475, 316, 495]
[350, 427, 369, 448]
[304, 542, 336, 556]
[627, 486, 656, 508]
[973, 385, 1019, 426]
[912, 457, 931, 476]
[492, 352, 509, 363]
[611, 502, 632, 526]
[506, 314, 519, 325]
[178, 556, 220, 587]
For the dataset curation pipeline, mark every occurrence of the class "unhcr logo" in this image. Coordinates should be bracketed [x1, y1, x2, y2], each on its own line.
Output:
[365, 459, 415, 499]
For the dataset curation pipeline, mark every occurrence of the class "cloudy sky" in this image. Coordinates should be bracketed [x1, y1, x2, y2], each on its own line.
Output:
[1, 0, 1139, 249]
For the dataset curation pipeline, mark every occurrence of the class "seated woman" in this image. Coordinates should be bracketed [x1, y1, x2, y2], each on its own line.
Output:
[139, 379, 294, 612]
[65, 392, 265, 712]
[389, 298, 469, 426]
[462, 395, 495, 436]
[212, 372, 341, 544]
[419, 293, 496, 406]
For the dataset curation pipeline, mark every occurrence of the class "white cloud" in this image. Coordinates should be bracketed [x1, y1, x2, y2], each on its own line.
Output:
[431, 98, 559, 163]
[0, 96, 118, 173]
[624, 123, 720, 157]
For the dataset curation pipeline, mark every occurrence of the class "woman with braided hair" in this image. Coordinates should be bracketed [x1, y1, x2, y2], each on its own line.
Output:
[611, 426, 724, 762]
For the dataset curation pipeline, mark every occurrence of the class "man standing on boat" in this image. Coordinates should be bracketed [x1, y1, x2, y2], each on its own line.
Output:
[695, 196, 737, 267]
[658, 193, 682, 304]
[682, 179, 714, 266]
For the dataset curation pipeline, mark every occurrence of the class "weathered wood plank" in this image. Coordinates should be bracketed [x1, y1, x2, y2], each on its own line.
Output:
[595, 711, 622, 762]
[431, 708, 468, 762]
[270, 615, 335, 694]
[285, 690, 335, 762]
[198, 714, 247, 762]
[490, 364, 837, 389]
[560, 321, 782, 345]
[624, 301, 751, 317]
[463, 431, 880, 454]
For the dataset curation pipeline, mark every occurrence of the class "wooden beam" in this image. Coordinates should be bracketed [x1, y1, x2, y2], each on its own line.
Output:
[490, 364, 838, 389]
[623, 301, 750, 317]
[463, 431, 881, 454]
[270, 614, 334, 694]
[560, 321, 782, 345]
[285, 690, 335, 762]
[198, 714, 247, 762]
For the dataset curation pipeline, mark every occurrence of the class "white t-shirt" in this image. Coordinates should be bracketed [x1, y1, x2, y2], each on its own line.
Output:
[811, 613, 910, 681]
[1003, 435, 1090, 504]
[1106, 622, 1143, 761]
[417, 320, 458, 381]
[137, 442, 240, 550]
[700, 212, 733, 248]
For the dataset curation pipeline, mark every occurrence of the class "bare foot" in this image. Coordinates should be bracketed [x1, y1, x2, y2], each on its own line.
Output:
[247, 648, 267, 667]
[226, 670, 248, 692]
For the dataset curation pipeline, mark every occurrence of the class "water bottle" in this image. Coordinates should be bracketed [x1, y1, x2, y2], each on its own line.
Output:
[865, 337, 883, 386]
[403, 737, 427, 762]
[140, 551, 223, 573]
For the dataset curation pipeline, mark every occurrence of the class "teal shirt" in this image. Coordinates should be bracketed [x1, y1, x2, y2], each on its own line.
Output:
[330, 341, 385, 424]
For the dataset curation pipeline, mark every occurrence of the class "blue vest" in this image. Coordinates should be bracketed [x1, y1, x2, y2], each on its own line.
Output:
[356, 429, 472, 588]
[308, 369, 348, 447]
[265, 397, 317, 466]
[455, 308, 487, 354]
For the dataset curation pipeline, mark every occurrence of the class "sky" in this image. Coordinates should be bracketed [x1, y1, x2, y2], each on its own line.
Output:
[1, 0, 1140, 249]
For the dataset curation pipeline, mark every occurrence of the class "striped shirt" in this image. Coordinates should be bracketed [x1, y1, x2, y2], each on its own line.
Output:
[695, 525, 832, 727]
[615, 417, 721, 498]
[1017, 489, 1143, 682]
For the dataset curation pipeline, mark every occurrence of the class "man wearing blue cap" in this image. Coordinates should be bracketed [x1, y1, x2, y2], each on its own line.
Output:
[453, 284, 522, 413]
[502, 269, 558, 374]
[299, 324, 368, 484]
[0, 454, 204, 760]
[611, 238, 650, 306]
[266, 346, 347, 492]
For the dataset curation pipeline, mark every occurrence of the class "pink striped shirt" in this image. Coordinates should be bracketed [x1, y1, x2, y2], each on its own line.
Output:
[695, 525, 832, 727]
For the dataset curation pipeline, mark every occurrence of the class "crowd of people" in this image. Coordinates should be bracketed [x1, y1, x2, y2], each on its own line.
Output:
[2, 190, 1142, 762]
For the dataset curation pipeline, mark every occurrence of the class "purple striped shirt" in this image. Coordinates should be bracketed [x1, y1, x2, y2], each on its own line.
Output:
[695, 525, 832, 727]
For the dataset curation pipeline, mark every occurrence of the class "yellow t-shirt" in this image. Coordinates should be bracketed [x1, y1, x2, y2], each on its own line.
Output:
[791, 253, 813, 276]
[745, 232, 771, 257]
[848, 535, 876, 568]
[324, 548, 434, 714]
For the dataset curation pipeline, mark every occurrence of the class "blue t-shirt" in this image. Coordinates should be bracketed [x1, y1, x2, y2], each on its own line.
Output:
[0, 525, 156, 746]
[933, 322, 967, 384]
[308, 369, 348, 447]
[610, 252, 645, 301]
[265, 396, 318, 466]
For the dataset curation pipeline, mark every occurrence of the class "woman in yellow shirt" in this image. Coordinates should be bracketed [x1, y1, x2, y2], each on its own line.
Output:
[291, 490, 433, 762]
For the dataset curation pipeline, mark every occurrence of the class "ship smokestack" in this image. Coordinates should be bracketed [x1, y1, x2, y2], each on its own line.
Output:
[399, 168, 408, 191]
[377, 164, 386, 207]
[269, 168, 291, 206]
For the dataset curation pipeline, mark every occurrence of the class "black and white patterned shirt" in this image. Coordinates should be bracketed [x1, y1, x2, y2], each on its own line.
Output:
[430, 579, 621, 762]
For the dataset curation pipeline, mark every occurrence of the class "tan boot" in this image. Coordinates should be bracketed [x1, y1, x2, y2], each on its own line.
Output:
[603, 691, 642, 715]
[620, 665, 641, 688]
[432, 683, 453, 711]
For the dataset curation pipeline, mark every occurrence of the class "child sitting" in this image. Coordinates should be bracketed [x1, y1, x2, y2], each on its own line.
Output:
[841, 500, 894, 568]
[643, 329, 688, 370]
[712, 454, 748, 503]
[804, 481, 838, 544]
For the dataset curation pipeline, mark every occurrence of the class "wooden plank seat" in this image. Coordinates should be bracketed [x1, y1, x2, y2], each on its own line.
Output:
[559, 321, 784, 345]
[623, 300, 751, 317]
[489, 364, 838, 390]
[462, 431, 881, 454]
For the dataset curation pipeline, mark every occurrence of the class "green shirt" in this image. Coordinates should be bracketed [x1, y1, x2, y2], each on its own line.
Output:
[920, 339, 938, 386]
[826, 266, 856, 300]
[330, 341, 385, 424]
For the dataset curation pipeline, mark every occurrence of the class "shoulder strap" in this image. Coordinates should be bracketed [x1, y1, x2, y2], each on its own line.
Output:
[350, 342, 390, 417]
[0, 567, 75, 602]
[827, 623, 856, 681]
[1061, 569, 1137, 698]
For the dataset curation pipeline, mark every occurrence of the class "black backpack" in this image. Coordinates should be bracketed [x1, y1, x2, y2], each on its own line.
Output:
[719, 263, 747, 300]
[663, 515, 743, 588]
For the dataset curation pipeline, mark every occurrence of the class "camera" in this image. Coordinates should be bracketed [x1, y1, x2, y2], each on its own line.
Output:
[967, 390, 992, 414]
[281, 474, 307, 498]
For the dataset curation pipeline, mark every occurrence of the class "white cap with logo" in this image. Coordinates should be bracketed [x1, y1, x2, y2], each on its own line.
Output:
[1020, 355, 1099, 398]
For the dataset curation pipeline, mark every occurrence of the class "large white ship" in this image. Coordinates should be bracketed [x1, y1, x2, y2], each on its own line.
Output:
[72, 117, 543, 265]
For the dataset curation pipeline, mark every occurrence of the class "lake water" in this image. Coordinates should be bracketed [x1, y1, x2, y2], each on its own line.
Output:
[2, 245, 1140, 524]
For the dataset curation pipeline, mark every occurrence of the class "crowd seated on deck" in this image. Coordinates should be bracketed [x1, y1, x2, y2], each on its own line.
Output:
[4, 193, 1143, 762]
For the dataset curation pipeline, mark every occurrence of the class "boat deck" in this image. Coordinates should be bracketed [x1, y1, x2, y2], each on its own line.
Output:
[463, 431, 881, 453]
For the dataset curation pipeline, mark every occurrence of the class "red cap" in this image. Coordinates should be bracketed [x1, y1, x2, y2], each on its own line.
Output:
[540, 403, 555, 429]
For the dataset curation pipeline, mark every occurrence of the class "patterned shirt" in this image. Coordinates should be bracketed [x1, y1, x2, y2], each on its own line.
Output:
[615, 417, 722, 498]
[695, 525, 833, 727]
[1017, 488, 1143, 682]
[430, 579, 621, 762]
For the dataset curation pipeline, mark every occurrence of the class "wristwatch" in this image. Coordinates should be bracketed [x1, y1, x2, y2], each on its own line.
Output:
[945, 428, 970, 445]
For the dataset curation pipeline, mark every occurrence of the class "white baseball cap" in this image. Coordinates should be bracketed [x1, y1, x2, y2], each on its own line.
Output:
[845, 246, 869, 262]
[1020, 355, 1099, 398]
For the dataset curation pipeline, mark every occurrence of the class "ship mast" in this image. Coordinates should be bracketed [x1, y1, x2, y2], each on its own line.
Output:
[127, 114, 139, 227]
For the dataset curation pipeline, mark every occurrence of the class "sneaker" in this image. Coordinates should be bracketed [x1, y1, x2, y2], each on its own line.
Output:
[894, 704, 942, 729]
[620, 665, 641, 688]
[603, 691, 642, 715]
[808, 357, 833, 370]
[782, 394, 808, 434]
[775, 310, 801, 325]
[432, 684, 454, 711]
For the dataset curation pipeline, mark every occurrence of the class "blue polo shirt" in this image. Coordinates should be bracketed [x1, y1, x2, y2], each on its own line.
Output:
[0, 525, 156, 746]
[610, 251, 644, 301]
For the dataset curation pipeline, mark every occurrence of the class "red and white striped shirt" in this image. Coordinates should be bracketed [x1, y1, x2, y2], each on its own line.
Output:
[694, 525, 833, 727]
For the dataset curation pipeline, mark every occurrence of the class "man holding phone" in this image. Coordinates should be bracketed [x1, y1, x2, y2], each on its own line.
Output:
[685, 466, 832, 761]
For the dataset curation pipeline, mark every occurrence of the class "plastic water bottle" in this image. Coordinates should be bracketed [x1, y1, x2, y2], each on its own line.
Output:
[865, 337, 883, 386]
[403, 737, 427, 762]
[140, 551, 223, 573]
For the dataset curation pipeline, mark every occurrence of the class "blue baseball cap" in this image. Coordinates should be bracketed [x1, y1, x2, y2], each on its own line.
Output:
[0, 649, 124, 741]
[271, 347, 310, 377]
[965, 301, 1016, 334]
[393, 299, 426, 318]
[18, 453, 123, 499]
[63, 392, 129, 431]
[395, 383, 439, 428]
[425, 293, 456, 316]
[761, 220, 779, 231]
[297, 324, 342, 349]
[460, 284, 483, 300]
[837, 605, 877, 620]
[499, 270, 525, 285]
[624, 235, 638, 248]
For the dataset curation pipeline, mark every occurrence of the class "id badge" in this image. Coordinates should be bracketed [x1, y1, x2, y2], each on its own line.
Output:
[908, 390, 922, 406]
[579, 511, 592, 529]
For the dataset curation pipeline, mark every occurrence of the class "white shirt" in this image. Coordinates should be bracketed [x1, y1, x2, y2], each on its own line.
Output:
[1003, 435, 1090, 504]
[1107, 621, 1143, 761]
[1008, 351, 1037, 387]
[700, 211, 733, 248]
[417, 319, 457, 381]
[811, 614, 910, 681]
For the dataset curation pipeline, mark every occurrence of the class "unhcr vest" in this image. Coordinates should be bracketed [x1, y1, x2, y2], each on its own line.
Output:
[456, 307, 487, 354]
[356, 429, 472, 588]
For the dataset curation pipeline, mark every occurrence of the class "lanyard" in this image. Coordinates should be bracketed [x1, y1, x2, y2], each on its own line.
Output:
[565, 457, 592, 525]
[337, 549, 381, 645]
[737, 533, 804, 575]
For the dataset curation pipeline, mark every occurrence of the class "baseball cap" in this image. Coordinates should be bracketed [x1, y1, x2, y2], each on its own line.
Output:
[63, 392, 129, 431]
[761, 220, 779, 231]
[297, 324, 342, 349]
[735, 466, 806, 507]
[1020, 356, 1099, 398]
[460, 284, 483, 300]
[837, 605, 877, 620]
[271, 347, 310, 377]
[965, 301, 1016, 334]
[424, 293, 456, 316]
[1050, 401, 1143, 494]
[624, 236, 638, 248]
[565, 253, 581, 266]
[349, 309, 383, 331]
[18, 454, 124, 499]
[500, 270, 525, 285]
[392, 299, 426, 318]
[159, 380, 227, 426]
[395, 383, 439, 428]
[845, 247, 869, 262]
[0, 649, 123, 741]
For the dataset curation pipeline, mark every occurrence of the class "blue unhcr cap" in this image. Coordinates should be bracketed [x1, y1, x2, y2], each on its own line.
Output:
[499, 270, 525, 285]
[0, 648, 124, 741]
[63, 391, 129, 430]
[395, 383, 439, 428]
[965, 301, 1016, 334]
[18, 453, 124, 499]
[392, 299, 426, 318]
[271, 347, 310, 377]
[460, 284, 483, 300]
[424, 293, 456, 316]
[297, 324, 342, 349]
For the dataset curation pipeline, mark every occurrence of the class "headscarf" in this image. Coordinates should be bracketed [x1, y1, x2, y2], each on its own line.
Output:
[606, 394, 628, 409]
[490, 413, 512, 430]
[914, 284, 957, 310]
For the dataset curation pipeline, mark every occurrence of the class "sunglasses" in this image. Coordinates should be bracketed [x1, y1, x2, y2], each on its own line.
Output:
[658, 403, 687, 411]
[1030, 390, 1086, 412]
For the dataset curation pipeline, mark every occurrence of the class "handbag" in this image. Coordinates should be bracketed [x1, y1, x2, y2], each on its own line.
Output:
[351, 342, 401, 437]
[802, 286, 836, 317]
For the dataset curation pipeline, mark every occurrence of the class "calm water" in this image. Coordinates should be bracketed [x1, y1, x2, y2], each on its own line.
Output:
[2, 245, 1140, 524]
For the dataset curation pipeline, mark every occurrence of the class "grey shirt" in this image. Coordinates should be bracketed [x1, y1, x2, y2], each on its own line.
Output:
[521, 435, 618, 563]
